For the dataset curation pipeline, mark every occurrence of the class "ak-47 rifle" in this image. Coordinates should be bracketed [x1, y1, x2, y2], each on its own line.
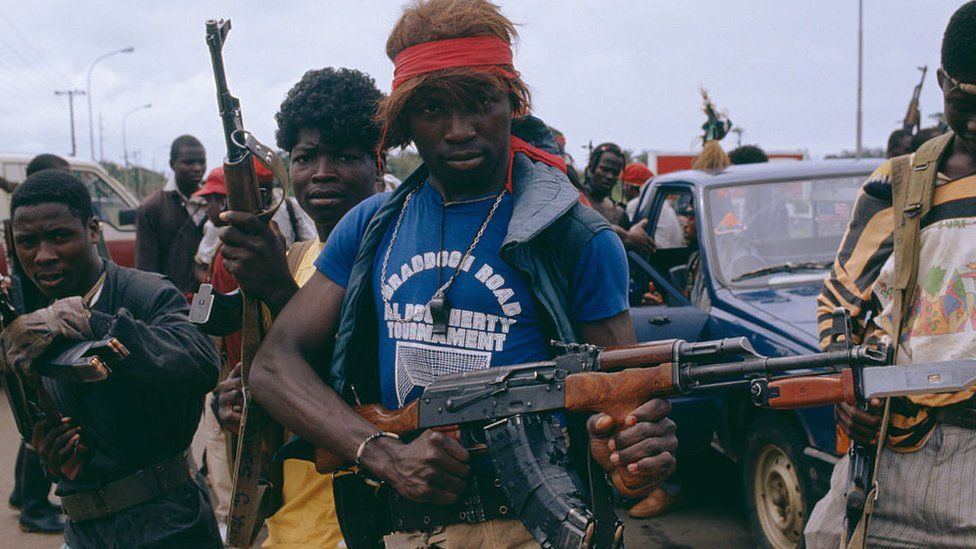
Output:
[318, 347, 832, 547]
[0, 221, 129, 479]
[316, 309, 976, 549]
[204, 18, 290, 548]
[902, 65, 928, 134]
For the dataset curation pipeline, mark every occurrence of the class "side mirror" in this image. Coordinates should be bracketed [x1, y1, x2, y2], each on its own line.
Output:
[118, 209, 136, 226]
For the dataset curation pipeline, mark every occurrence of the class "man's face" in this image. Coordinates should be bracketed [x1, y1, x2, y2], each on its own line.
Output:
[592, 153, 623, 194]
[170, 146, 207, 188]
[406, 88, 512, 189]
[12, 203, 100, 299]
[888, 134, 913, 158]
[289, 128, 377, 226]
[623, 184, 641, 201]
[941, 70, 976, 151]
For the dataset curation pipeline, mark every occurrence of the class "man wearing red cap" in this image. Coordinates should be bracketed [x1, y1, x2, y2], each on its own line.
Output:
[248, 1, 678, 546]
[621, 162, 653, 221]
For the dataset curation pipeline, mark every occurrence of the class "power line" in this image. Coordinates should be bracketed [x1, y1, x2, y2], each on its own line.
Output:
[0, 27, 63, 90]
[0, 10, 71, 84]
[0, 43, 60, 93]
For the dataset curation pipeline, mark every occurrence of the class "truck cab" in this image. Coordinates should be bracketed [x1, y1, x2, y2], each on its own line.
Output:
[627, 159, 881, 549]
[0, 154, 140, 271]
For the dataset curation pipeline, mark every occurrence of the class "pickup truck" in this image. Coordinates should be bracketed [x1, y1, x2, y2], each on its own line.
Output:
[628, 159, 881, 549]
[0, 154, 140, 270]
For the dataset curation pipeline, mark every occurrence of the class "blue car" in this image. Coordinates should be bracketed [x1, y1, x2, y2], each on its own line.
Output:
[627, 159, 882, 549]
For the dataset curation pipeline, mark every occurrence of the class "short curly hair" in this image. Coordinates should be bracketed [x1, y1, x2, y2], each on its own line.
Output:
[275, 67, 385, 154]
[943, 1, 976, 82]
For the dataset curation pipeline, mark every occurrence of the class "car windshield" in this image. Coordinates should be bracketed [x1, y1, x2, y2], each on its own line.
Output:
[706, 174, 864, 286]
[73, 170, 134, 231]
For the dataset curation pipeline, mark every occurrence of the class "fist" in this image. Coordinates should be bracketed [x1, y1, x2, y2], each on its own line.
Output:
[588, 398, 677, 498]
[216, 363, 244, 434]
[1, 296, 93, 377]
[836, 398, 883, 446]
[371, 430, 471, 505]
[32, 416, 90, 478]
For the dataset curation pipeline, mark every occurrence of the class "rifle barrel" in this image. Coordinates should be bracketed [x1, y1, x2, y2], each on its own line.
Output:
[683, 346, 885, 387]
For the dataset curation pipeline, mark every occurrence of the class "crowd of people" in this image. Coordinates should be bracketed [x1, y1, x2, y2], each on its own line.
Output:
[4, 0, 976, 548]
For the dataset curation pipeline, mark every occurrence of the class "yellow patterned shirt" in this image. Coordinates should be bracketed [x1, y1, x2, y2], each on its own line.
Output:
[818, 158, 976, 450]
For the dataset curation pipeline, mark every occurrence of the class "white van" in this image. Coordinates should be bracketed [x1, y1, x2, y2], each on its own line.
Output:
[0, 154, 140, 271]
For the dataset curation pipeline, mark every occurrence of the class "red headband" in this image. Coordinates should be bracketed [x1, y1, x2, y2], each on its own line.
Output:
[392, 36, 517, 90]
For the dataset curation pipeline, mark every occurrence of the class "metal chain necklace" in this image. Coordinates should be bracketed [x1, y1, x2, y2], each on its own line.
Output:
[380, 183, 507, 335]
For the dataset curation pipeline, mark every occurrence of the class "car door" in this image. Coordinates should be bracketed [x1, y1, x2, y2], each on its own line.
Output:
[628, 185, 708, 342]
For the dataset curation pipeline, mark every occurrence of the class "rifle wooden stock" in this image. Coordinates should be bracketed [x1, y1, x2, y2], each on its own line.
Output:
[597, 340, 676, 371]
[766, 369, 856, 409]
[223, 156, 262, 215]
[314, 401, 420, 473]
[563, 364, 675, 421]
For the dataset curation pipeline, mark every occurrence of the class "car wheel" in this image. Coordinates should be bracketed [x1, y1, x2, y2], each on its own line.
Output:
[743, 413, 814, 549]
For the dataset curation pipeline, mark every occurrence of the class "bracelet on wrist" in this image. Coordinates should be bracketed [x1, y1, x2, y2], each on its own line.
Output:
[355, 431, 400, 487]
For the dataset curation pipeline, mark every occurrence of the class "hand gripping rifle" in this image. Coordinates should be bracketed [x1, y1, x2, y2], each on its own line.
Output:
[902, 65, 927, 134]
[0, 223, 128, 479]
[747, 308, 976, 546]
[313, 322, 976, 549]
[205, 19, 291, 548]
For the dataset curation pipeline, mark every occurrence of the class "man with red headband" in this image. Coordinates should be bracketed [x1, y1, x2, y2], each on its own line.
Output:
[250, 0, 677, 546]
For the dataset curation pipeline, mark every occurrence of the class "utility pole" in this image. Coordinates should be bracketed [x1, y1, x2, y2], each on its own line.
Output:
[99, 112, 105, 162]
[856, 0, 864, 159]
[54, 89, 86, 157]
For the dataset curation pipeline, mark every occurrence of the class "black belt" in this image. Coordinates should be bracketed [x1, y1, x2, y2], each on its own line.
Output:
[386, 473, 513, 532]
[941, 399, 976, 429]
[61, 452, 192, 523]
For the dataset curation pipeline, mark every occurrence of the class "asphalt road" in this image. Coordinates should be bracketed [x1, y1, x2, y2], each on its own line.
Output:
[0, 392, 753, 548]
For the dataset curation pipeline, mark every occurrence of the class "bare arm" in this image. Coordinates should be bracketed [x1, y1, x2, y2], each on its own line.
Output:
[577, 308, 637, 346]
[249, 271, 469, 502]
[249, 271, 374, 463]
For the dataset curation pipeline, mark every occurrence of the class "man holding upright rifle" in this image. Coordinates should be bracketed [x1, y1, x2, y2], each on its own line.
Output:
[806, 3, 976, 547]
[0, 170, 221, 548]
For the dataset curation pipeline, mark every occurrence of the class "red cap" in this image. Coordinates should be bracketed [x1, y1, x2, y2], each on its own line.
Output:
[621, 162, 654, 187]
[193, 166, 226, 197]
[253, 157, 274, 183]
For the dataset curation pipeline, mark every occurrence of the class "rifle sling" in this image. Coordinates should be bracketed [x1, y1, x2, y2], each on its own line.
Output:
[844, 132, 953, 548]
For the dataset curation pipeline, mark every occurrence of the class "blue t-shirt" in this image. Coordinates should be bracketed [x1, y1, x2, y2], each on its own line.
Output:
[316, 183, 629, 410]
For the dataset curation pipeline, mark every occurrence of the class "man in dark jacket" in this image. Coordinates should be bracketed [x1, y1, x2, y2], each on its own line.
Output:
[249, 0, 677, 546]
[3, 170, 221, 548]
[135, 134, 207, 296]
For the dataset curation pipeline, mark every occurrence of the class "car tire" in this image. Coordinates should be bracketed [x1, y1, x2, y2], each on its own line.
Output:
[743, 413, 815, 549]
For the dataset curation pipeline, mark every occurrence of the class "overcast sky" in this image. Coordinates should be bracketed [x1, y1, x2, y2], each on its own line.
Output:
[0, 1, 963, 175]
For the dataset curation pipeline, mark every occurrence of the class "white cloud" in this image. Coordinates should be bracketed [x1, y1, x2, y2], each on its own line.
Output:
[0, 0, 962, 171]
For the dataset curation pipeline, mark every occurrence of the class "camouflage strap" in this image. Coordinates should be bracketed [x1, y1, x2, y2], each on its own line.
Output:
[843, 132, 953, 549]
